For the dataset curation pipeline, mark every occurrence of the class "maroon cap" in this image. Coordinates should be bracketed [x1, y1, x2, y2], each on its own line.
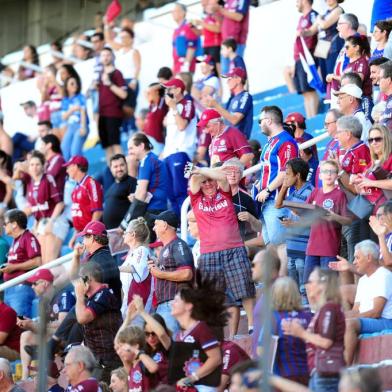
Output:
[196, 55, 215, 65]
[77, 221, 107, 237]
[197, 109, 222, 128]
[285, 112, 305, 124]
[222, 67, 247, 80]
[26, 268, 54, 284]
[63, 155, 88, 168]
[161, 78, 185, 92]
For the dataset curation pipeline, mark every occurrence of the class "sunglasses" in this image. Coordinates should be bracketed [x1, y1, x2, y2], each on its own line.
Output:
[368, 137, 383, 144]
[320, 169, 338, 175]
[145, 331, 156, 337]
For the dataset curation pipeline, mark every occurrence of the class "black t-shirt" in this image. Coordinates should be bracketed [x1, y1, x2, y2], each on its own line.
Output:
[232, 189, 258, 240]
[103, 175, 137, 229]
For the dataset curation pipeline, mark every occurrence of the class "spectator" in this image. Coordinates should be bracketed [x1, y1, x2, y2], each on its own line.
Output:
[345, 240, 392, 365]
[0, 209, 41, 317]
[220, 38, 247, 75]
[34, 120, 52, 152]
[256, 106, 299, 272]
[197, 108, 253, 166]
[171, 3, 199, 73]
[187, 209, 201, 267]
[0, 358, 26, 392]
[276, 158, 314, 302]
[334, 84, 371, 142]
[292, 0, 319, 118]
[149, 210, 194, 334]
[219, 0, 250, 74]
[73, 34, 92, 61]
[30, 360, 63, 392]
[161, 78, 197, 216]
[206, 67, 253, 139]
[103, 154, 137, 230]
[0, 120, 13, 157]
[60, 76, 89, 160]
[109, 367, 128, 392]
[369, 56, 389, 104]
[157, 66, 173, 84]
[371, 20, 392, 60]
[74, 262, 122, 382]
[17, 44, 40, 81]
[282, 268, 345, 392]
[189, 165, 255, 337]
[120, 133, 168, 231]
[63, 345, 101, 392]
[65, 155, 103, 248]
[339, 367, 382, 392]
[142, 83, 168, 155]
[90, 32, 105, 123]
[303, 160, 351, 283]
[96, 47, 127, 163]
[379, 60, 392, 131]
[0, 150, 14, 212]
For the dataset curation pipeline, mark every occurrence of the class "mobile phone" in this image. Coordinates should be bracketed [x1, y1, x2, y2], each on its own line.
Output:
[17, 315, 25, 320]
[166, 92, 174, 99]
[278, 216, 287, 221]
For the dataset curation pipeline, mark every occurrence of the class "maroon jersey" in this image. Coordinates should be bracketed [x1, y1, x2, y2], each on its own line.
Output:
[5, 230, 41, 281]
[143, 97, 168, 143]
[208, 126, 252, 166]
[294, 10, 318, 61]
[150, 350, 169, 386]
[98, 69, 126, 118]
[71, 175, 103, 231]
[45, 153, 66, 195]
[340, 141, 371, 175]
[203, 12, 222, 47]
[24, 173, 61, 220]
[128, 362, 150, 392]
[221, 340, 250, 376]
[344, 56, 372, 96]
[306, 187, 348, 257]
[175, 321, 220, 351]
[190, 189, 243, 253]
[0, 302, 22, 352]
[65, 378, 100, 392]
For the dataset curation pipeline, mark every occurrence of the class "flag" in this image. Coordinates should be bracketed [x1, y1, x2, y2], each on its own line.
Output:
[105, 0, 122, 23]
[299, 36, 325, 94]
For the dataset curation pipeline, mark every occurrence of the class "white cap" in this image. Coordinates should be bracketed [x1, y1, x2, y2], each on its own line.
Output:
[333, 84, 363, 99]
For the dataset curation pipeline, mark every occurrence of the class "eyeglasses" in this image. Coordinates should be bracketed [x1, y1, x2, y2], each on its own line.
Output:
[145, 331, 156, 338]
[320, 169, 338, 175]
[32, 280, 43, 286]
[258, 117, 271, 124]
[324, 120, 336, 126]
[368, 137, 383, 144]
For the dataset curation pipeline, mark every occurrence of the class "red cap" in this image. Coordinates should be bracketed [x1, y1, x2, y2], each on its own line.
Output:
[26, 268, 54, 284]
[196, 55, 215, 65]
[285, 112, 305, 124]
[77, 221, 107, 237]
[197, 109, 222, 128]
[63, 155, 88, 168]
[222, 67, 247, 80]
[161, 78, 185, 92]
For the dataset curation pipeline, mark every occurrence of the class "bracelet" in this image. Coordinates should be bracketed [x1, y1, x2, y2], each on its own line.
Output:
[191, 372, 199, 382]
[265, 187, 271, 194]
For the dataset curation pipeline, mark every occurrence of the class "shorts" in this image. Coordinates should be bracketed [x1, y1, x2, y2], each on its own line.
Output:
[123, 79, 139, 109]
[260, 199, 288, 245]
[98, 116, 122, 148]
[294, 60, 315, 94]
[203, 46, 221, 64]
[359, 317, 392, 334]
[36, 214, 70, 242]
[198, 246, 255, 304]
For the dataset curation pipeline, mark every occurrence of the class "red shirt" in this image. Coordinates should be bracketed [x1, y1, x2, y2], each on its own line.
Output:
[190, 189, 243, 253]
[340, 141, 371, 175]
[209, 126, 252, 166]
[24, 174, 61, 220]
[172, 21, 199, 73]
[98, 69, 126, 118]
[71, 175, 103, 231]
[221, 340, 250, 376]
[0, 302, 22, 352]
[221, 0, 250, 44]
[143, 98, 168, 143]
[46, 153, 66, 196]
[5, 230, 41, 281]
[203, 13, 222, 47]
[66, 378, 100, 391]
[128, 362, 150, 392]
[344, 56, 372, 96]
[306, 187, 348, 257]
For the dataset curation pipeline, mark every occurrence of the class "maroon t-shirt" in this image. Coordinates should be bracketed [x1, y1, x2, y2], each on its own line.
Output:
[306, 187, 348, 257]
[143, 98, 168, 143]
[340, 141, 371, 175]
[128, 362, 150, 392]
[306, 302, 345, 372]
[98, 69, 126, 118]
[45, 153, 66, 196]
[344, 56, 372, 96]
[0, 302, 22, 352]
[150, 350, 169, 386]
[65, 378, 100, 391]
[5, 230, 41, 281]
[221, 340, 250, 376]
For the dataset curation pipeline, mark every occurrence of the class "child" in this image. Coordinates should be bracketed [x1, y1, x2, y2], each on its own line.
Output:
[220, 38, 247, 76]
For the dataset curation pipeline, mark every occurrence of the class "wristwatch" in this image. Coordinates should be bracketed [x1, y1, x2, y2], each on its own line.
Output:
[136, 350, 145, 360]
[265, 187, 271, 194]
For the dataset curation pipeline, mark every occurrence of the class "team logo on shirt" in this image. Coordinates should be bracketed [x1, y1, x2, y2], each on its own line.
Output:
[184, 336, 196, 343]
[153, 352, 163, 362]
[323, 199, 334, 210]
[133, 370, 142, 383]
[162, 248, 169, 258]
[232, 100, 238, 110]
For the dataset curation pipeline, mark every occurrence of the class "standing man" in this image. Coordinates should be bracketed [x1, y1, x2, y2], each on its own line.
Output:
[0, 209, 41, 317]
[103, 154, 137, 229]
[256, 106, 299, 273]
[64, 155, 103, 248]
[379, 60, 392, 131]
[172, 3, 199, 73]
[161, 78, 197, 216]
[96, 47, 127, 163]
[149, 210, 194, 334]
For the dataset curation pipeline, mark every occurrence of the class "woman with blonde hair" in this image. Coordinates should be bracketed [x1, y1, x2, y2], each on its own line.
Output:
[283, 268, 345, 392]
[110, 367, 129, 392]
[119, 217, 153, 319]
[258, 277, 312, 387]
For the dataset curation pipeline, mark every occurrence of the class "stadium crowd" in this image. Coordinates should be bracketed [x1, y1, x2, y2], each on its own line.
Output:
[0, 0, 391, 391]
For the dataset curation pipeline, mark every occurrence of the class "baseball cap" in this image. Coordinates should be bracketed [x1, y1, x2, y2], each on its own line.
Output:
[197, 109, 222, 128]
[222, 67, 247, 80]
[26, 268, 54, 284]
[333, 84, 363, 99]
[161, 78, 185, 92]
[78, 221, 108, 237]
[285, 112, 306, 124]
[196, 55, 215, 65]
[63, 155, 89, 168]
[151, 210, 179, 229]
[20, 100, 36, 107]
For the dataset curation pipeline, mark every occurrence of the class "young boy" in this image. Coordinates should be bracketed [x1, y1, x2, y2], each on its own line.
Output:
[303, 160, 352, 284]
[221, 38, 247, 76]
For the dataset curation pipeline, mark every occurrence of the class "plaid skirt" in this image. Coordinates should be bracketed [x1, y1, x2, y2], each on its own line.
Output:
[198, 246, 255, 304]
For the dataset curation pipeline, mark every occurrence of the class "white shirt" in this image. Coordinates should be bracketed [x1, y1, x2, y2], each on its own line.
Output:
[355, 266, 392, 319]
[354, 111, 372, 144]
[115, 48, 137, 80]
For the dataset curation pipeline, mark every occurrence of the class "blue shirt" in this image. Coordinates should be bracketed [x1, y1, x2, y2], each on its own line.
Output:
[225, 90, 253, 138]
[138, 152, 168, 211]
[61, 93, 88, 126]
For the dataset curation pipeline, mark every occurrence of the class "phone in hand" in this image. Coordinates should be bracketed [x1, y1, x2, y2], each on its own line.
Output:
[278, 216, 288, 221]
[17, 315, 25, 320]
